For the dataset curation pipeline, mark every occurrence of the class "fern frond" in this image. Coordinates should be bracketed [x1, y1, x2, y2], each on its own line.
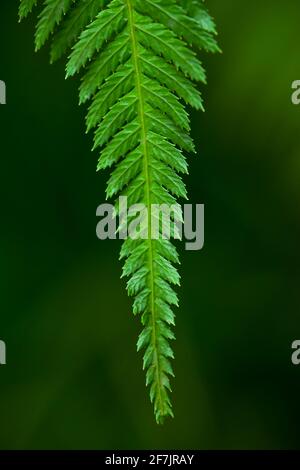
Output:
[66, 0, 127, 77]
[136, 14, 207, 82]
[79, 29, 131, 104]
[19, 0, 39, 20]
[135, 0, 219, 52]
[35, 0, 75, 51]
[50, 0, 106, 63]
[19, 0, 219, 424]
[182, 0, 218, 35]
[140, 49, 204, 109]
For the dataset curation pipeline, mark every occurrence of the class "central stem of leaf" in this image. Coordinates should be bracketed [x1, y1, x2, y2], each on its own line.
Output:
[125, 0, 165, 420]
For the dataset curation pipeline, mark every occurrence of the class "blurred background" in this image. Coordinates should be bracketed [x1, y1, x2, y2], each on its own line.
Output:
[1, 0, 300, 450]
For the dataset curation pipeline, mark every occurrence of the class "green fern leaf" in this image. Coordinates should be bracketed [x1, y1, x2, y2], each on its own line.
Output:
[79, 29, 131, 104]
[136, 14, 207, 82]
[66, 0, 127, 77]
[86, 61, 134, 131]
[35, 0, 75, 51]
[140, 48, 204, 109]
[135, 0, 219, 52]
[50, 0, 106, 63]
[182, 0, 218, 35]
[19, 0, 39, 20]
[19, 0, 219, 424]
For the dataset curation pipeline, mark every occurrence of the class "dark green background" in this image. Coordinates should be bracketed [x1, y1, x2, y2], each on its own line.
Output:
[1, 0, 300, 450]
